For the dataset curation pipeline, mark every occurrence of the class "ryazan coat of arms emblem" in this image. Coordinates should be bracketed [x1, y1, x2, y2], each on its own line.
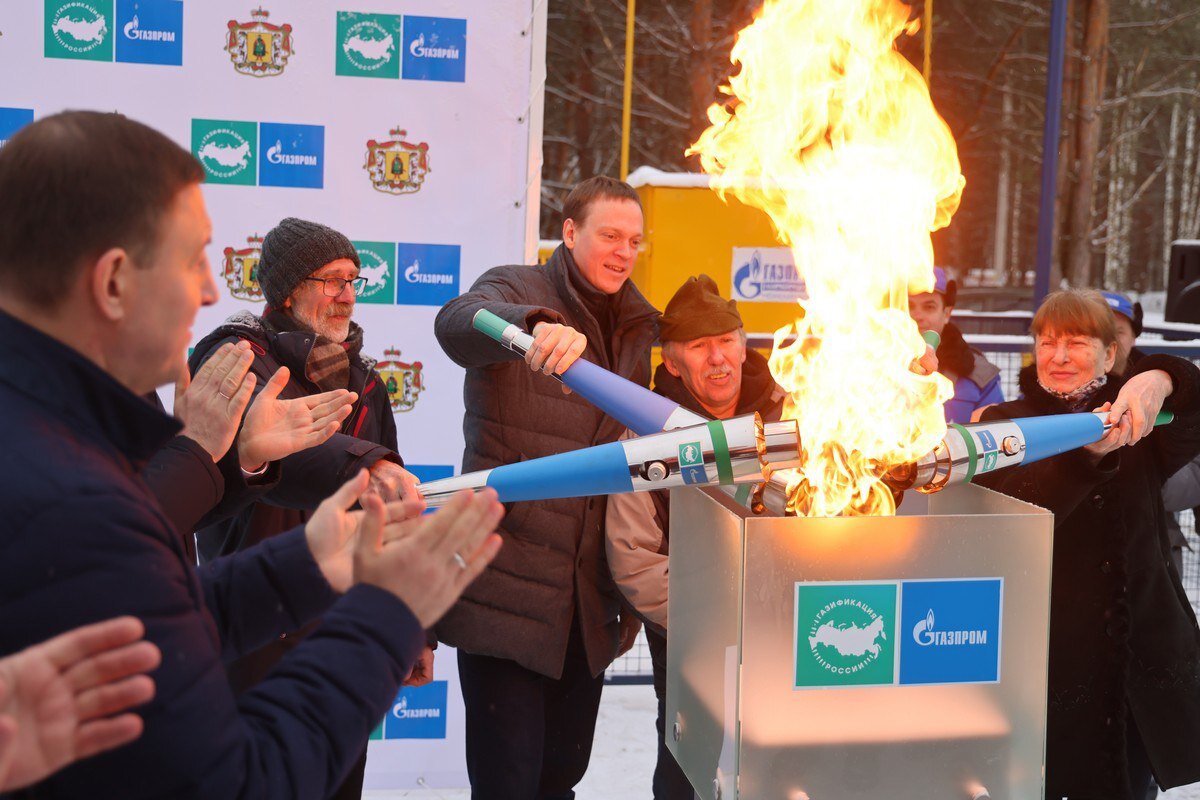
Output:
[222, 235, 265, 302]
[226, 7, 293, 77]
[376, 348, 424, 412]
[364, 128, 430, 196]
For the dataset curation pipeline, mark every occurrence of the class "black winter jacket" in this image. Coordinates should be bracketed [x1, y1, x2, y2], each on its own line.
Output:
[433, 245, 659, 678]
[0, 310, 423, 799]
[976, 355, 1200, 797]
[189, 312, 400, 562]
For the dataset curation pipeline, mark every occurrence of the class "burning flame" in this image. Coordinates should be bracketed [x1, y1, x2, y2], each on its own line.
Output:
[690, 0, 962, 516]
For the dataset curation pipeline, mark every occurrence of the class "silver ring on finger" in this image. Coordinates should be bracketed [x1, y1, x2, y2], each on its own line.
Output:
[218, 389, 235, 399]
[452, 551, 468, 571]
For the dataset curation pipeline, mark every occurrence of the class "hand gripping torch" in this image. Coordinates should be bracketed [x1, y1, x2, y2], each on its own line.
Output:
[470, 309, 705, 435]
[882, 409, 1175, 495]
[416, 413, 802, 508]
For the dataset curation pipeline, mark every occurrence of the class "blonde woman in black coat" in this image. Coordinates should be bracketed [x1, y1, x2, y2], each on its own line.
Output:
[976, 289, 1200, 799]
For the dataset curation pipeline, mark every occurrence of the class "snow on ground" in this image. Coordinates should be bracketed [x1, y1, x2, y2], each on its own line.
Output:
[363, 682, 1200, 799]
[364, 683, 658, 800]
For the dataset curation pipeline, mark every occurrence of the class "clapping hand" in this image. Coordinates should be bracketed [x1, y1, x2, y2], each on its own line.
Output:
[355, 485, 503, 629]
[174, 342, 255, 462]
[237, 366, 356, 472]
[176, 342, 358, 470]
[0, 617, 160, 792]
[305, 470, 426, 593]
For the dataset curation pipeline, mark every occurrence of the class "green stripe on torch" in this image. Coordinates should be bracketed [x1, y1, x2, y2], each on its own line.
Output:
[472, 309, 513, 343]
[706, 420, 735, 485]
[1156, 411, 1175, 426]
[950, 423, 978, 483]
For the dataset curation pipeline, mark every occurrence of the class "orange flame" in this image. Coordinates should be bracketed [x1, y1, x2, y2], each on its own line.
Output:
[689, 0, 963, 516]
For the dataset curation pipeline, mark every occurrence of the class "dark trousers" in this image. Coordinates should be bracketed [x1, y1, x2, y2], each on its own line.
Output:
[457, 623, 604, 800]
[646, 628, 696, 800]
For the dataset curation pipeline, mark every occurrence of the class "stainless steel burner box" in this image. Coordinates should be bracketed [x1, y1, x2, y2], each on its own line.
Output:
[666, 483, 1053, 800]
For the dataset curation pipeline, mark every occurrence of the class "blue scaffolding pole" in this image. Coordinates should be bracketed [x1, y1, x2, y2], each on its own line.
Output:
[1032, 0, 1070, 309]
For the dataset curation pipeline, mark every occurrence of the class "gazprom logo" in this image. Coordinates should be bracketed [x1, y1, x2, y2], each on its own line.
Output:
[115, 0, 183, 66]
[409, 32, 460, 60]
[404, 258, 453, 285]
[911, 608, 989, 647]
[395, 243, 460, 306]
[392, 695, 441, 720]
[898, 578, 1002, 686]
[0, 109, 35, 149]
[401, 16, 466, 82]
[123, 14, 175, 41]
[380, 680, 448, 739]
[258, 122, 325, 188]
[266, 139, 318, 166]
[731, 248, 806, 303]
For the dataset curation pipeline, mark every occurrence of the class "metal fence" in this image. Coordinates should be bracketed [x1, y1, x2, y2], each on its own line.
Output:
[605, 335, 1200, 683]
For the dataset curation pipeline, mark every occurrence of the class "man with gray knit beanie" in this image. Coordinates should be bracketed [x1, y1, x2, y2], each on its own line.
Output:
[188, 216, 426, 800]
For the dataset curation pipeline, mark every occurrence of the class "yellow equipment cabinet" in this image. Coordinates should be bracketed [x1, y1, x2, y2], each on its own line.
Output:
[626, 167, 805, 336]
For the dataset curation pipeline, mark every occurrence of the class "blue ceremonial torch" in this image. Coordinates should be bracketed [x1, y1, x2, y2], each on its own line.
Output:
[883, 410, 1175, 494]
[426, 308, 1174, 513]
[416, 412, 802, 508]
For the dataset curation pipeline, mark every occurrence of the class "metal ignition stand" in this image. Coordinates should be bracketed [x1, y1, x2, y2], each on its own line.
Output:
[666, 483, 1053, 800]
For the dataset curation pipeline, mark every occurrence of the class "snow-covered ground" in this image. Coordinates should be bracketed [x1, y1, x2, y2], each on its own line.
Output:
[364, 682, 1200, 799]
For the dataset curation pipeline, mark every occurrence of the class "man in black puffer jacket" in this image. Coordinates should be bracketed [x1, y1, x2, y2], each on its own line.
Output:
[434, 177, 658, 800]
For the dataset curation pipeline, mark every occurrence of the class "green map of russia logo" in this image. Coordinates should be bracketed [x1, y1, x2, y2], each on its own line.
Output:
[46, 0, 114, 61]
[336, 12, 401, 78]
[192, 119, 257, 185]
[795, 582, 897, 689]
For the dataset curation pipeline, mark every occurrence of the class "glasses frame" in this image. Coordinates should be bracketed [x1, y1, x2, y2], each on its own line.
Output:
[303, 276, 367, 297]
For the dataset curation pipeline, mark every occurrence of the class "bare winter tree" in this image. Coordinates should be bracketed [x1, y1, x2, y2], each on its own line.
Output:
[540, 0, 1200, 297]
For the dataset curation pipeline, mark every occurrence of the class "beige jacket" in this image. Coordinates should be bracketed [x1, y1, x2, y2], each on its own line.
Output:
[605, 429, 669, 631]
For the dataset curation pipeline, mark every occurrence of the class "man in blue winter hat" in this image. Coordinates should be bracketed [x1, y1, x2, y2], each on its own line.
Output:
[908, 267, 1005, 423]
[1101, 289, 1145, 377]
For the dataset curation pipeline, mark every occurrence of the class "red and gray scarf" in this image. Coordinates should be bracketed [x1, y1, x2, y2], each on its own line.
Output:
[262, 309, 364, 392]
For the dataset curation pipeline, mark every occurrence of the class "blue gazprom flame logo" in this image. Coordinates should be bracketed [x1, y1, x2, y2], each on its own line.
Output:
[911, 608, 989, 647]
[733, 250, 806, 300]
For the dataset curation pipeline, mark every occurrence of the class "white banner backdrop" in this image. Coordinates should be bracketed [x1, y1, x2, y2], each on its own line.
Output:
[0, 0, 546, 789]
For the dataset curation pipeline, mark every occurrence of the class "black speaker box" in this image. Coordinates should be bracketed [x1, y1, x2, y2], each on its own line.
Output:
[1166, 240, 1200, 324]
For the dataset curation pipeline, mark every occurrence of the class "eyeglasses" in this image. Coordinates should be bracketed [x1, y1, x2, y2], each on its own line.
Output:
[303, 276, 366, 297]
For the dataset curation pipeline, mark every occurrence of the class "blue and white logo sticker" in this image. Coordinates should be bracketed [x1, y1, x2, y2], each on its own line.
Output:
[115, 0, 182, 65]
[258, 122, 325, 189]
[383, 680, 448, 739]
[898, 578, 1003, 686]
[395, 243, 460, 306]
[0, 108, 34, 148]
[402, 16, 466, 82]
[678, 442, 709, 485]
[730, 247, 807, 303]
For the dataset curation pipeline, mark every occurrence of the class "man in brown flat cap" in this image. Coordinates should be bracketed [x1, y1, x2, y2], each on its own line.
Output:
[604, 274, 786, 800]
